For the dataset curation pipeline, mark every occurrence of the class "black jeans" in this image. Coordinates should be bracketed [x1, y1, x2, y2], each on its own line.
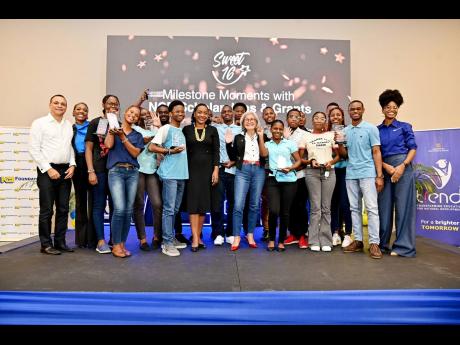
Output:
[133, 172, 162, 241]
[288, 177, 309, 237]
[37, 164, 72, 248]
[72, 154, 96, 248]
[211, 168, 235, 238]
[266, 177, 297, 243]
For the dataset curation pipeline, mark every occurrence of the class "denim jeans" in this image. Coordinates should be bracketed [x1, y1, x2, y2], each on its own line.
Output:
[233, 164, 266, 236]
[211, 168, 235, 238]
[108, 166, 139, 244]
[92, 171, 113, 241]
[330, 167, 352, 235]
[161, 179, 185, 245]
[378, 154, 416, 257]
[346, 178, 380, 244]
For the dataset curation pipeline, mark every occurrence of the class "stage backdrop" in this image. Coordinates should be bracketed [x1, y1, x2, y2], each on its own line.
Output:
[106, 36, 350, 127]
[414, 128, 460, 247]
[0, 127, 39, 241]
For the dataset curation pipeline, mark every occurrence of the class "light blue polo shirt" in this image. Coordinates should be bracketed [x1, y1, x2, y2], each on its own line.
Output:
[133, 125, 158, 175]
[344, 121, 380, 179]
[265, 138, 298, 182]
[213, 122, 242, 175]
[151, 124, 188, 180]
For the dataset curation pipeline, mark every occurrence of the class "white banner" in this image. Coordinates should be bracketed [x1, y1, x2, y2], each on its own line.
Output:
[0, 127, 39, 241]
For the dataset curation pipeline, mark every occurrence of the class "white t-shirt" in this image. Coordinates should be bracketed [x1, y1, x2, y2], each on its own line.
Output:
[288, 127, 309, 179]
[303, 131, 335, 166]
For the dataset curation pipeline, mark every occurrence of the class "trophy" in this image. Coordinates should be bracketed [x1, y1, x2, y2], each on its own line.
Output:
[332, 124, 346, 144]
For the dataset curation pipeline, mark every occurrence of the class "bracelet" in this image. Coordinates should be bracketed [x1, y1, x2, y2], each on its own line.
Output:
[121, 138, 129, 144]
[87, 169, 95, 173]
[376, 175, 384, 179]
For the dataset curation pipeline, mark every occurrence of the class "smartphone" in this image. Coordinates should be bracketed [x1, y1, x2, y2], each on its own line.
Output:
[169, 146, 177, 150]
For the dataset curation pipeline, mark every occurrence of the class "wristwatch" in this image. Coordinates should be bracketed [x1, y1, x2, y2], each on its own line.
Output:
[87, 169, 95, 173]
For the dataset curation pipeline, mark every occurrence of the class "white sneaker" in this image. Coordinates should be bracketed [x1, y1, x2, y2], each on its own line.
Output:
[161, 243, 180, 257]
[172, 238, 187, 249]
[225, 236, 234, 244]
[214, 235, 224, 246]
[321, 245, 332, 252]
[310, 245, 320, 252]
[341, 235, 353, 248]
[332, 233, 341, 246]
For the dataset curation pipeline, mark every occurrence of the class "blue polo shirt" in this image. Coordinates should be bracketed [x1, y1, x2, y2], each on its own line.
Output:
[344, 121, 380, 179]
[265, 138, 298, 182]
[213, 122, 242, 175]
[133, 125, 158, 174]
[377, 119, 417, 158]
[106, 129, 145, 170]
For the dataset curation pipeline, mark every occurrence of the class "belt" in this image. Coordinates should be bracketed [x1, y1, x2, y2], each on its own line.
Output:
[116, 163, 135, 169]
[242, 160, 260, 166]
[50, 163, 70, 169]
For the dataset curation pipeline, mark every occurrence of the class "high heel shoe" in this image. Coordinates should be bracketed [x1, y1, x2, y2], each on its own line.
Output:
[231, 244, 239, 251]
[266, 246, 275, 252]
[277, 246, 286, 252]
[248, 242, 258, 249]
[191, 246, 199, 253]
[198, 243, 206, 249]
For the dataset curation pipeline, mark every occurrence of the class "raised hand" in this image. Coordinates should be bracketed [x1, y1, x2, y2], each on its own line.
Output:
[283, 127, 293, 139]
[150, 111, 162, 128]
[224, 128, 234, 144]
[141, 89, 148, 102]
[256, 126, 264, 137]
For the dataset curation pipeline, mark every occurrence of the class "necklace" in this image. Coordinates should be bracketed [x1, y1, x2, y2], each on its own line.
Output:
[194, 125, 206, 142]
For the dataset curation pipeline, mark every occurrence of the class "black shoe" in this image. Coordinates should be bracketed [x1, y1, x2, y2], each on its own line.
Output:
[108, 240, 113, 248]
[198, 243, 206, 249]
[139, 242, 151, 251]
[277, 246, 286, 252]
[151, 239, 161, 250]
[261, 230, 269, 242]
[40, 246, 61, 255]
[176, 233, 191, 245]
[191, 246, 199, 252]
[266, 246, 275, 252]
[54, 244, 74, 252]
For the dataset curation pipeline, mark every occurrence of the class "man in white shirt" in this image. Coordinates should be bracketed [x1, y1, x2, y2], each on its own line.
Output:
[29, 95, 76, 255]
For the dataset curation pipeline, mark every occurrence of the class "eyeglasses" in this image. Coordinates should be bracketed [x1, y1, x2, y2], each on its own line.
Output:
[105, 102, 119, 107]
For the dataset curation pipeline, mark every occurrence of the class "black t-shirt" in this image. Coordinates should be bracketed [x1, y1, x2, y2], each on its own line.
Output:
[84, 116, 109, 173]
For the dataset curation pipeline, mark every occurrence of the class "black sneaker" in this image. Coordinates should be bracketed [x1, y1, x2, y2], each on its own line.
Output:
[139, 242, 151, 251]
[151, 239, 161, 250]
[176, 233, 191, 245]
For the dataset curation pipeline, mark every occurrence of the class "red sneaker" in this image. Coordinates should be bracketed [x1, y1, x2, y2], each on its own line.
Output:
[284, 235, 299, 245]
[298, 235, 308, 249]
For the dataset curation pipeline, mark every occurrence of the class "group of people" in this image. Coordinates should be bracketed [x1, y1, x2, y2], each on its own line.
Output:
[29, 88, 417, 259]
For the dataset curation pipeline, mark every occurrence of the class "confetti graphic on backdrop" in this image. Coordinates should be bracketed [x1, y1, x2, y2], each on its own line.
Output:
[107, 36, 350, 127]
